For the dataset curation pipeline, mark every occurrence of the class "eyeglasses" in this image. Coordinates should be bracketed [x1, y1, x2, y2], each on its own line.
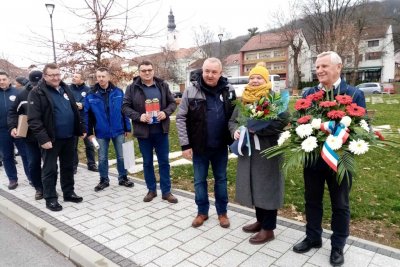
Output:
[45, 74, 61, 78]
[140, 69, 153, 73]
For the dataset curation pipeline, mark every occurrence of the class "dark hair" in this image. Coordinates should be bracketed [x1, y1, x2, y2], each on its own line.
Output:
[138, 60, 153, 69]
[43, 63, 59, 75]
[0, 71, 10, 77]
[96, 67, 110, 73]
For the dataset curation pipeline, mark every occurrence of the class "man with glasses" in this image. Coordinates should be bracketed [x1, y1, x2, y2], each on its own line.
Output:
[27, 63, 85, 211]
[85, 67, 134, 192]
[122, 60, 178, 203]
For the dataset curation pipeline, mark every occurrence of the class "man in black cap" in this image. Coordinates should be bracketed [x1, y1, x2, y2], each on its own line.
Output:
[15, 77, 29, 89]
[8, 70, 44, 199]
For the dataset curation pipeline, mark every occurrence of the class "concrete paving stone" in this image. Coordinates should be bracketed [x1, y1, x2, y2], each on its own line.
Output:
[180, 236, 214, 254]
[125, 209, 151, 220]
[127, 215, 156, 229]
[156, 237, 183, 251]
[70, 243, 120, 267]
[87, 200, 115, 210]
[153, 248, 191, 267]
[224, 234, 244, 244]
[130, 245, 167, 266]
[83, 223, 114, 236]
[87, 195, 113, 205]
[340, 249, 373, 267]
[228, 216, 250, 230]
[116, 247, 135, 258]
[187, 251, 218, 267]
[81, 216, 112, 228]
[347, 245, 376, 257]
[173, 208, 196, 218]
[87, 208, 109, 217]
[213, 249, 249, 267]
[302, 264, 320, 267]
[240, 252, 277, 267]
[92, 234, 110, 244]
[264, 238, 294, 254]
[204, 238, 237, 257]
[307, 248, 335, 267]
[43, 229, 81, 257]
[172, 216, 195, 229]
[118, 258, 138, 267]
[130, 226, 155, 238]
[258, 246, 283, 259]
[172, 227, 203, 243]
[200, 225, 230, 242]
[109, 217, 131, 227]
[234, 238, 264, 255]
[126, 235, 160, 253]
[229, 227, 253, 239]
[107, 207, 134, 219]
[143, 263, 160, 267]
[166, 214, 182, 222]
[64, 207, 93, 219]
[150, 225, 181, 240]
[105, 202, 131, 212]
[65, 214, 94, 226]
[148, 207, 175, 219]
[102, 224, 133, 239]
[146, 217, 175, 230]
[168, 199, 194, 211]
[104, 234, 137, 250]
[274, 250, 309, 267]
[150, 201, 170, 210]
[174, 261, 199, 267]
[108, 194, 133, 204]
[279, 227, 308, 241]
[370, 253, 400, 267]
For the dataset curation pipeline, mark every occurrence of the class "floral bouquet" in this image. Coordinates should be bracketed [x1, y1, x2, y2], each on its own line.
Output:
[263, 90, 398, 184]
[230, 90, 289, 156]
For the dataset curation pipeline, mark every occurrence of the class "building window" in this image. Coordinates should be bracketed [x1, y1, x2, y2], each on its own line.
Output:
[244, 65, 254, 72]
[259, 51, 272, 59]
[245, 53, 257, 60]
[274, 50, 285, 57]
[273, 63, 286, 70]
[367, 40, 379, 47]
[365, 52, 382, 60]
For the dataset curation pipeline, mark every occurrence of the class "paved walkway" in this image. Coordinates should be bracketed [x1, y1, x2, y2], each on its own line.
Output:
[1, 159, 400, 267]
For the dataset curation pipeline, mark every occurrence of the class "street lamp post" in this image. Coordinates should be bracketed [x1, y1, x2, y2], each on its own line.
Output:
[218, 33, 223, 59]
[45, 3, 57, 63]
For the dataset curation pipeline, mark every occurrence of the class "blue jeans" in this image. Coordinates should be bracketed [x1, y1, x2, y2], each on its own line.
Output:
[0, 129, 30, 182]
[137, 133, 171, 195]
[97, 134, 127, 182]
[192, 147, 228, 215]
[25, 141, 43, 191]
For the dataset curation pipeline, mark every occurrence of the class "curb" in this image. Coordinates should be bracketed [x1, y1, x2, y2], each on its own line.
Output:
[0, 195, 119, 267]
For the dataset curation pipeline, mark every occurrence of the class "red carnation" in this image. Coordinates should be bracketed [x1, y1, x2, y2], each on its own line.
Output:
[264, 109, 270, 115]
[374, 131, 385, 141]
[297, 115, 312, 124]
[346, 103, 366, 117]
[319, 101, 337, 108]
[327, 110, 346, 119]
[295, 99, 312, 110]
[256, 105, 263, 111]
[306, 91, 325, 101]
[335, 95, 353, 105]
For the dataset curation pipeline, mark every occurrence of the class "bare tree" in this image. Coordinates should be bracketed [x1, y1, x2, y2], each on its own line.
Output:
[193, 25, 216, 58]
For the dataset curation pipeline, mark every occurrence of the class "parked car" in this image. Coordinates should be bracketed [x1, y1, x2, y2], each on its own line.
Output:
[382, 83, 395, 94]
[355, 83, 382, 94]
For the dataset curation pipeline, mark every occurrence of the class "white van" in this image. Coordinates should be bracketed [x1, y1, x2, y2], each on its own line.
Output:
[228, 74, 281, 97]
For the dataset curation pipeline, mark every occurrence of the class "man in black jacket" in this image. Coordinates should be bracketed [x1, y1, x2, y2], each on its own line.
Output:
[27, 63, 85, 211]
[122, 60, 177, 203]
[176, 58, 236, 228]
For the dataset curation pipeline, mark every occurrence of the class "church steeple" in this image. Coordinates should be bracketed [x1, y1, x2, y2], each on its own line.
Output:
[167, 9, 176, 32]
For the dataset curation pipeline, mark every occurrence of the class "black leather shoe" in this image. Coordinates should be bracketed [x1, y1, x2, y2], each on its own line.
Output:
[293, 237, 322, 253]
[88, 165, 98, 172]
[94, 181, 109, 192]
[330, 247, 344, 266]
[63, 193, 83, 203]
[46, 200, 63, 211]
[119, 177, 134, 187]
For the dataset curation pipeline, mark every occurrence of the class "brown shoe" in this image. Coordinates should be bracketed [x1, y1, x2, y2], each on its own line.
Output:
[143, 191, 157, 202]
[218, 213, 230, 228]
[8, 180, 18, 190]
[35, 190, 43, 200]
[162, 193, 178, 203]
[242, 221, 262, 233]
[249, 229, 275, 245]
[192, 214, 209, 228]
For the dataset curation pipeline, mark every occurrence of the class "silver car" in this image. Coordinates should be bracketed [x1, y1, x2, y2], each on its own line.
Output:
[356, 82, 382, 94]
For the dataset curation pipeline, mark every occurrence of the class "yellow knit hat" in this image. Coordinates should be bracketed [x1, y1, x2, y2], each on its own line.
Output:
[249, 66, 269, 82]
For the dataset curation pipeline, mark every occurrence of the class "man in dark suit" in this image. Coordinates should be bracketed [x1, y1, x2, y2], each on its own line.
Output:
[28, 63, 85, 211]
[293, 51, 366, 267]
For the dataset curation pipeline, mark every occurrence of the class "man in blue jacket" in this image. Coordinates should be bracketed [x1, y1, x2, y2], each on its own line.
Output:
[70, 72, 98, 174]
[0, 71, 30, 190]
[293, 51, 366, 267]
[85, 67, 133, 192]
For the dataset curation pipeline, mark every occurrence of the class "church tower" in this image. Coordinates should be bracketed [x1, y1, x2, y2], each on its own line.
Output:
[166, 9, 179, 51]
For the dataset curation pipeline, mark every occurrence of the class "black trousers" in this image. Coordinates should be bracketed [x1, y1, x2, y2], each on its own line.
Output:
[73, 136, 96, 170]
[304, 158, 352, 249]
[255, 207, 277, 230]
[41, 137, 75, 200]
[25, 141, 43, 191]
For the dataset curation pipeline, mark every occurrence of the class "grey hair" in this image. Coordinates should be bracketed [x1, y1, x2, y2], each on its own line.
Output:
[203, 57, 222, 69]
[317, 51, 342, 65]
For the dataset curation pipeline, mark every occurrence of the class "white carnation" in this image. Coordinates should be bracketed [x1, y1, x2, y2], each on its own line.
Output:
[340, 116, 352, 127]
[311, 118, 322, 130]
[326, 135, 342, 150]
[359, 119, 370, 132]
[301, 136, 318, 152]
[349, 139, 369, 155]
[277, 131, 291, 146]
[296, 124, 313, 138]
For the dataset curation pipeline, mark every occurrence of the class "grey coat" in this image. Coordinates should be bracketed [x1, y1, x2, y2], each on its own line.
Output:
[228, 107, 289, 210]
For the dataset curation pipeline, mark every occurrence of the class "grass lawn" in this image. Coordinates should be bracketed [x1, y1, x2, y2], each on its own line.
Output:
[77, 93, 400, 248]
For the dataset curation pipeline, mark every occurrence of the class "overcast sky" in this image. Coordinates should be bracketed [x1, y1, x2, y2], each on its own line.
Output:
[0, 0, 291, 68]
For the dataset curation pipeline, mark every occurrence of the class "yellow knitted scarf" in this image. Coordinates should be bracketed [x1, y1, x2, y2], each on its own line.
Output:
[241, 83, 272, 104]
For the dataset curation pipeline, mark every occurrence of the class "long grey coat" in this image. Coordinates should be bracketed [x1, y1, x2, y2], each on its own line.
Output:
[228, 107, 289, 210]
